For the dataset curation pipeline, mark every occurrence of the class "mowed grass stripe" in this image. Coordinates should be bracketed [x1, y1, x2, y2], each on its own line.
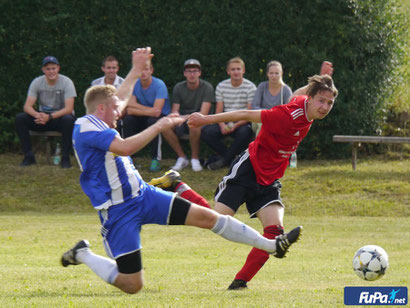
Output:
[1, 154, 409, 216]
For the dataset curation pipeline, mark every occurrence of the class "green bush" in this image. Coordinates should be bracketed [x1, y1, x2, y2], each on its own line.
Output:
[0, 0, 406, 158]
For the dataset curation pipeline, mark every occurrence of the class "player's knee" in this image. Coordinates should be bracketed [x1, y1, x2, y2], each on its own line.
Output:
[126, 282, 144, 294]
[115, 254, 144, 295]
[193, 205, 218, 229]
[121, 279, 144, 294]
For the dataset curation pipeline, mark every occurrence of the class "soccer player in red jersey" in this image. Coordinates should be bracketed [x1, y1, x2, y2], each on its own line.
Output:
[187, 74, 338, 290]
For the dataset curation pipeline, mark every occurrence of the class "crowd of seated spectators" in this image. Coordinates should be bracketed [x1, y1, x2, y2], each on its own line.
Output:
[15, 54, 333, 171]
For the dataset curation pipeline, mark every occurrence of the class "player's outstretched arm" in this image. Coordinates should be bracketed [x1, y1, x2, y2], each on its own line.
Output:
[116, 47, 154, 112]
[188, 110, 261, 128]
[109, 114, 185, 156]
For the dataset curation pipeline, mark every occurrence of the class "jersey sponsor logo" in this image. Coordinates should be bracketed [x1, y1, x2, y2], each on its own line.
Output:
[291, 108, 304, 120]
[278, 150, 293, 154]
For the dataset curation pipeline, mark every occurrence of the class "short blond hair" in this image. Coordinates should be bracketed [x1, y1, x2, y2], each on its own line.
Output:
[226, 57, 245, 70]
[84, 85, 116, 114]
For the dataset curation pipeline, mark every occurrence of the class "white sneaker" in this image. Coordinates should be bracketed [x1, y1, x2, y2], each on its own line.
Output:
[172, 157, 189, 170]
[191, 158, 203, 172]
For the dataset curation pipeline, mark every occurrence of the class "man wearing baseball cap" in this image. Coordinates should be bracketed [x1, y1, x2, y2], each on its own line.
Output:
[161, 59, 215, 171]
[15, 56, 77, 168]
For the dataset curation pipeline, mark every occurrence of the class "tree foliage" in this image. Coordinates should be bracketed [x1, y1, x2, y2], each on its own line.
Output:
[0, 0, 406, 157]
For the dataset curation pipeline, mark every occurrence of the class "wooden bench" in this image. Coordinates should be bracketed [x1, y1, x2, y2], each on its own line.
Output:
[333, 135, 410, 170]
[29, 131, 62, 164]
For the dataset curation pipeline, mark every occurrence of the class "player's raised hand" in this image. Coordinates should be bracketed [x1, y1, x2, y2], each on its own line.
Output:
[131, 47, 154, 75]
[115, 47, 154, 112]
[320, 61, 334, 76]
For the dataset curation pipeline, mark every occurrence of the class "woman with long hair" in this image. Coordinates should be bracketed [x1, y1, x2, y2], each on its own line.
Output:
[251, 61, 292, 110]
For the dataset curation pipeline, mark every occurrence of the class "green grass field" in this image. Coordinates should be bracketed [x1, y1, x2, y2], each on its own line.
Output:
[0, 154, 409, 307]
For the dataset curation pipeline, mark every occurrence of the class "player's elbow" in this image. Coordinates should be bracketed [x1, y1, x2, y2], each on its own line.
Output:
[110, 139, 135, 157]
[116, 145, 135, 157]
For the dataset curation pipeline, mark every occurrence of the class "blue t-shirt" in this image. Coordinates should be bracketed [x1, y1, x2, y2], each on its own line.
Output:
[132, 76, 171, 115]
[72, 115, 143, 209]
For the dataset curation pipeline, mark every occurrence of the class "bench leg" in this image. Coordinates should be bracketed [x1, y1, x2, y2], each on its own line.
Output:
[46, 137, 52, 165]
[352, 142, 359, 170]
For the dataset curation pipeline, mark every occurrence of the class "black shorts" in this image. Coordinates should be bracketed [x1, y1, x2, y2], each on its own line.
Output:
[174, 122, 189, 137]
[215, 150, 284, 218]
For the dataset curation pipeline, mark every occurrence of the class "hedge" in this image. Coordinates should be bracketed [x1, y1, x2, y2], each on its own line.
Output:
[0, 0, 406, 158]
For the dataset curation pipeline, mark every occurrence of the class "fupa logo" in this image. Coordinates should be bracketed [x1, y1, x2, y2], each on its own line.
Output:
[345, 287, 408, 305]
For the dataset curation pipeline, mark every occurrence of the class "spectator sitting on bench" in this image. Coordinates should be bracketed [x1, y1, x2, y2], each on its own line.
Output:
[91, 55, 125, 137]
[251, 60, 292, 136]
[122, 59, 171, 172]
[91, 55, 124, 89]
[201, 57, 256, 170]
[15, 56, 77, 168]
[162, 59, 215, 172]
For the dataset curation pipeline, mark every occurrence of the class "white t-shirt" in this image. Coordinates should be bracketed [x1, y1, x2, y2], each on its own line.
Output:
[91, 75, 124, 89]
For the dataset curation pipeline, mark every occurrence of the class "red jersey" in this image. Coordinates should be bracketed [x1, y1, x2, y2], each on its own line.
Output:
[248, 95, 313, 185]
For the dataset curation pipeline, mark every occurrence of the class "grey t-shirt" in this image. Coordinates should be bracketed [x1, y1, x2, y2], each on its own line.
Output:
[172, 79, 215, 115]
[251, 81, 292, 110]
[28, 74, 77, 113]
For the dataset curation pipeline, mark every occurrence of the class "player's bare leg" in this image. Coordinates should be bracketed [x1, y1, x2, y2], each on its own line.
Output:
[213, 201, 235, 216]
[113, 272, 144, 294]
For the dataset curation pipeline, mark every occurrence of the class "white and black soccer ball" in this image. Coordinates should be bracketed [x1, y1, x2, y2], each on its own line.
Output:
[352, 245, 389, 281]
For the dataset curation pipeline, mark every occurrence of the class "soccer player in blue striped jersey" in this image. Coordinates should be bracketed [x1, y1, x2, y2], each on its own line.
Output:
[61, 47, 301, 294]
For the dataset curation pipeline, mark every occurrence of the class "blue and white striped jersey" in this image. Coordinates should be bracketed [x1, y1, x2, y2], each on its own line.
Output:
[72, 115, 142, 209]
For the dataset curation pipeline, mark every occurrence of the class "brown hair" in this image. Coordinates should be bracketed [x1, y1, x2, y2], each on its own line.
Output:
[102, 55, 119, 66]
[226, 57, 245, 70]
[84, 85, 117, 114]
[306, 74, 338, 98]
